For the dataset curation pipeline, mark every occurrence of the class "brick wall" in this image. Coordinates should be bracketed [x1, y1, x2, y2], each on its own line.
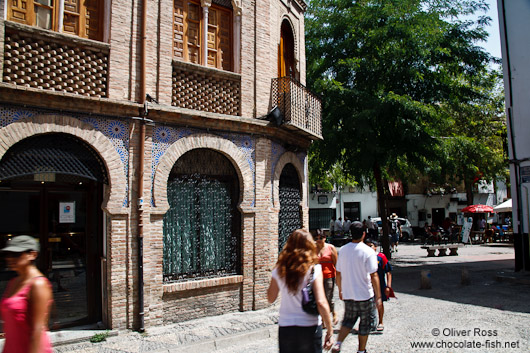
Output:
[0, 0, 312, 330]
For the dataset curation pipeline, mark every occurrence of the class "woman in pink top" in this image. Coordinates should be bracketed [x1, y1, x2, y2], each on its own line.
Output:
[1, 235, 53, 353]
[315, 229, 338, 326]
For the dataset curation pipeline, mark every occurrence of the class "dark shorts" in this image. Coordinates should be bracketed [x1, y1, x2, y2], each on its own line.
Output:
[279, 325, 323, 353]
[391, 233, 399, 244]
[342, 298, 374, 336]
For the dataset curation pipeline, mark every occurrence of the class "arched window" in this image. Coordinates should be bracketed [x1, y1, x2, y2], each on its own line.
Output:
[278, 163, 302, 251]
[6, 0, 104, 41]
[278, 20, 296, 78]
[163, 149, 241, 281]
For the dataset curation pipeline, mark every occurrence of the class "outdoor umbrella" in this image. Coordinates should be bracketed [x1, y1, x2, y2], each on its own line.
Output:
[493, 199, 512, 213]
[461, 204, 494, 213]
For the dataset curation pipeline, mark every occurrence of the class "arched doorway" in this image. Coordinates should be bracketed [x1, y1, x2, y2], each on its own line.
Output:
[278, 163, 302, 251]
[162, 149, 241, 281]
[0, 133, 106, 328]
[279, 20, 296, 78]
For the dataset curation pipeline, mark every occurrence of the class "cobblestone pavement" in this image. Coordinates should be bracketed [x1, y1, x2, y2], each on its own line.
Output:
[50, 243, 530, 353]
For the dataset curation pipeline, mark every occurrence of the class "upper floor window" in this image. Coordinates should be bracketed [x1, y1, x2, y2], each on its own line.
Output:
[173, 0, 233, 71]
[6, 0, 103, 41]
[279, 20, 296, 78]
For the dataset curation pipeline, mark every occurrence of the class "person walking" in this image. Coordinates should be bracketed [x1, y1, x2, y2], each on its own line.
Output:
[365, 239, 393, 333]
[315, 229, 339, 326]
[268, 229, 334, 352]
[335, 218, 343, 236]
[330, 216, 336, 236]
[343, 217, 352, 235]
[367, 216, 378, 240]
[1, 235, 53, 353]
[389, 213, 401, 252]
[331, 222, 382, 353]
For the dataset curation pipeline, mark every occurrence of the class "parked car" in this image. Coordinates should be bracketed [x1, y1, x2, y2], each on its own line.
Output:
[372, 217, 414, 242]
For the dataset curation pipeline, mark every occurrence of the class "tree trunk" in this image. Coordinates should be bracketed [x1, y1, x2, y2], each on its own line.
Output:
[374, 163, 391, 259]
[465, 179, 474, 206]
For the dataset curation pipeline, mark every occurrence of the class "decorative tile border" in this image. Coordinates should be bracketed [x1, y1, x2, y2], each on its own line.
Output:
[0, 106, 130, 207]
[151, 125, 256, 207]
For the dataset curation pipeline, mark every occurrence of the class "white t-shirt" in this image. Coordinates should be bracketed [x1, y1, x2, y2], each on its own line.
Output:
[336, 242, 378, 300]
[271, 264, 323, 327]
[335, 220, 343, 231]
[343, 220, 352, 232]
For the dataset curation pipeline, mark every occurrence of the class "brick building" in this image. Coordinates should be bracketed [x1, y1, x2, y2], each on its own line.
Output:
[0, 0, 321, 331]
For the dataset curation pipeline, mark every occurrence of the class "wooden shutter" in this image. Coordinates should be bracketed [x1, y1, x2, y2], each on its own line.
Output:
[63, 0, 102, 40]
[218, 7, 232, 71]
[7, 0, 34, 25]
[173, 0, 185, 58]
[84, 0, 102, 40]
[63, 0, 80, 35]
[207, 6, 232, 70]
[207, 8, 218, 68]
[173, 0, 232, 71]
[187, 1, 201, 65]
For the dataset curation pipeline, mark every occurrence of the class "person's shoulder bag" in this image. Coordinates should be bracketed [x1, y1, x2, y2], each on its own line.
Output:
[301, 266, 319, 316]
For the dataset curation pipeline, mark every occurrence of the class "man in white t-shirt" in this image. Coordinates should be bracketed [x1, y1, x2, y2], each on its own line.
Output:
[331, 222, 382, 353]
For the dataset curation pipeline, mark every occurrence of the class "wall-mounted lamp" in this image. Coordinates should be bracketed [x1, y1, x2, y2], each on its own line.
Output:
[258, 106, 283, 126]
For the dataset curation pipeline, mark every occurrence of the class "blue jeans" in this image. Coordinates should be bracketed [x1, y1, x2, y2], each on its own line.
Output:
[279, 325, 323, 353]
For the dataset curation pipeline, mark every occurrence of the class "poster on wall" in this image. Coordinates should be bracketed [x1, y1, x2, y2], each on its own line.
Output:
[59, 202, 76, 224]
[461, 216, 473, 244]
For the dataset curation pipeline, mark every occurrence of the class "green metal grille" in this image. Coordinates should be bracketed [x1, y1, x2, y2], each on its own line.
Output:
[163, 175, 238, 281]
[278, 164, 302, 252]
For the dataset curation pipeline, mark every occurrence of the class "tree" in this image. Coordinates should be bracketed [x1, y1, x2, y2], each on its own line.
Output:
[435, 69, 507, 205]
[306, 0, 494, 258]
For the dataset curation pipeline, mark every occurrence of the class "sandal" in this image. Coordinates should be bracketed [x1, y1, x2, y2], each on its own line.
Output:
[376, 324, 384, 332]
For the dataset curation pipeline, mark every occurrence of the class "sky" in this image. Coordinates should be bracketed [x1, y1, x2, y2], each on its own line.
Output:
[476, 0, 502, 59]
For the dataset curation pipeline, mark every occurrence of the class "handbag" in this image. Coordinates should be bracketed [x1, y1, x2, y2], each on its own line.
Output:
[301, 266, 319, 316]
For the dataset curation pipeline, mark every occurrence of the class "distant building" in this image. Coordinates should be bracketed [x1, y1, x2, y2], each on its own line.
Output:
[498, 0, 530, 270]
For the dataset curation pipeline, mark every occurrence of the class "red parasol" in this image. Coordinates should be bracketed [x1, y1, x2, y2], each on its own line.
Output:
[461, 204, 494, 213]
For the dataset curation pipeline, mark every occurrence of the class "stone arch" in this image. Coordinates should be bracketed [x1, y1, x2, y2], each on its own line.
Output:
[273, 151, 306, 209]
[0, 114, 128, 214]
[152, 133, 254, 214]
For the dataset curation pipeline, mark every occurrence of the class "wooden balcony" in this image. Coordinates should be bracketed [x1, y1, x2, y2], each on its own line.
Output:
[271, 76, 322, 140]
[2, 21, 109, 97]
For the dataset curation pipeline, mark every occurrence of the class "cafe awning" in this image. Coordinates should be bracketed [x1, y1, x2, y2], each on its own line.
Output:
[493, 199, 512, 213]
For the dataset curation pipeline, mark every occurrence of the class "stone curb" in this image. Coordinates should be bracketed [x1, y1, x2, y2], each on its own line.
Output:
[495, 271, 530, 285]
[151, 325, 277, 353]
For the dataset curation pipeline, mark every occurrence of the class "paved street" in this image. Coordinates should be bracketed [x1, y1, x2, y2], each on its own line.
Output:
[50, 242, 530, 353]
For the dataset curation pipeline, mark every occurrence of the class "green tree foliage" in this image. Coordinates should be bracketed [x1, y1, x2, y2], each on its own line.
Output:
[306, 0, 495, 257]
[435, 69, 507, 205]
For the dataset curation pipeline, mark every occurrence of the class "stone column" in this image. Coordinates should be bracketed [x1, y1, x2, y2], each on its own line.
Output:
[232, 0, 242, 73]
[201, 0, 212, 66]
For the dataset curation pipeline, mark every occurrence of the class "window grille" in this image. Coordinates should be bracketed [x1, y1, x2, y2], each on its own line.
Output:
[163, 149, 240, 282]
[278, 163, 302, 252]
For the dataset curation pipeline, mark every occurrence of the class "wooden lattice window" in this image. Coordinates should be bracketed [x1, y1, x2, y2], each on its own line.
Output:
[173, 0, 233, 71]
[6, 0, 103, 41]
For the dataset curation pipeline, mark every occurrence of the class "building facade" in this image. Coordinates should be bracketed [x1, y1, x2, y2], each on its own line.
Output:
[498, 0, 530, 270]
[0, 0, 321, 330]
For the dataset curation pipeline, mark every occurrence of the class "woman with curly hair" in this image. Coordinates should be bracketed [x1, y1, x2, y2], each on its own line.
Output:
[267, 229, 333, 353]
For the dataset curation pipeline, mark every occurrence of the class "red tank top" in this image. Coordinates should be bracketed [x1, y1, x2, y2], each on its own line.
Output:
[318, 244, 336, 279]
[1, 277, 53, 353]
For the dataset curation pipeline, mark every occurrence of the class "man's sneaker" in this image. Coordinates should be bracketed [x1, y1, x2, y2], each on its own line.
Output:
[331, 343, 341, 353]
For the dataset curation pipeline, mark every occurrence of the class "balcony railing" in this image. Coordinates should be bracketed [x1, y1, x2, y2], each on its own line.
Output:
[172, 60, 241, 116]
[271, 76, 322, 140]
[2, 21, 109, 97]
